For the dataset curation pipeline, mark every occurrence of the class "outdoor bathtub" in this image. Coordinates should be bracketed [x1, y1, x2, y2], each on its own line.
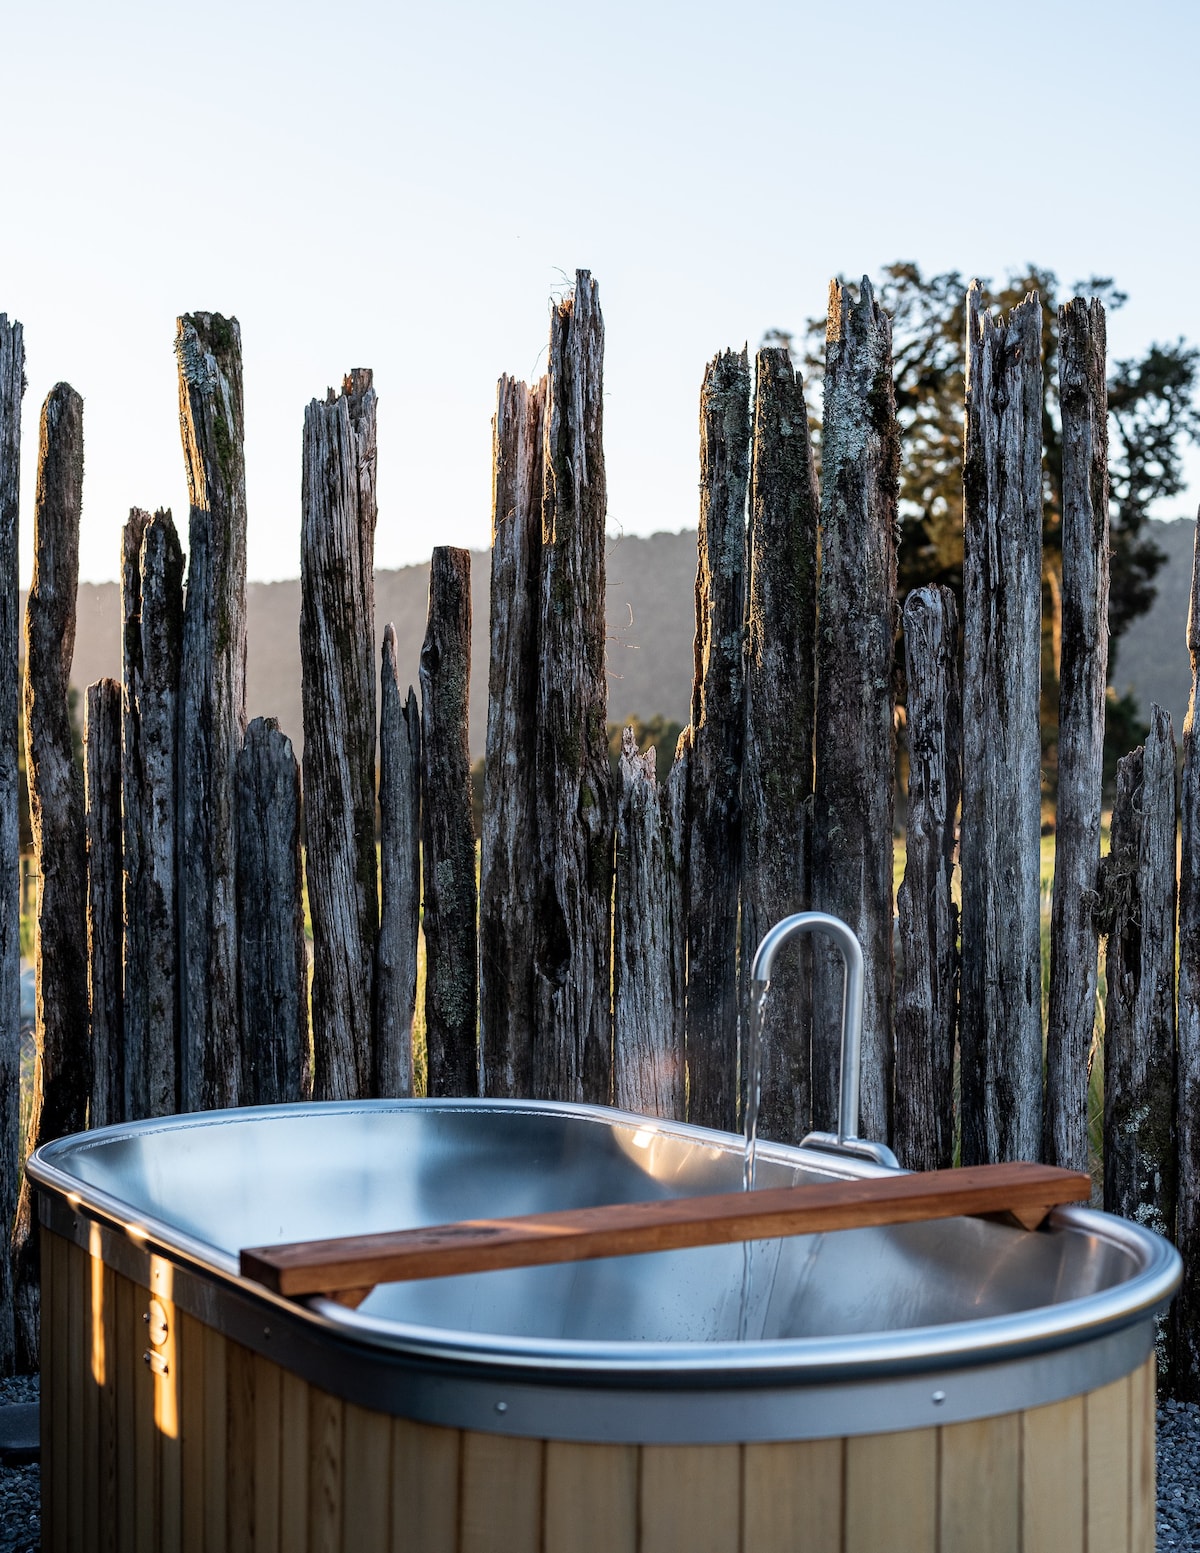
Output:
[29, 1099, 1180, 1552]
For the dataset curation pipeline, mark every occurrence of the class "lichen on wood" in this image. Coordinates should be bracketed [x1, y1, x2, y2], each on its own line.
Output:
[300, 369, 378, 1101]
[959, 285, 1045, 1166]
[176, 313, 248, 1112]
[812, 278, 899, 1144]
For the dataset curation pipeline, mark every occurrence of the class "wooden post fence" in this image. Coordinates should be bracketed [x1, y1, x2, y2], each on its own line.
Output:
[84, 678, 123, 1130]
[375, 624, 420, 1098]
[1176, 506, 1200, 1398]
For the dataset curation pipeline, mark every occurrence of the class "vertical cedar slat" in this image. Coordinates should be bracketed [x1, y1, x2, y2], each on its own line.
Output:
[225, 1339, 254, 1553]
[202, 1321, 227, 1553]
[1021, 1395, 1085, 1553]
[742, 1439, 843, 1549]
[179, 1311, 206, 1553]
[390, 1419, 460, 1552]
[844, 1429, 937, 1552]
[0, 314, 23, 1377]
[639, 1444, 741, 1553]
[612, 732, 686, 1118]
[460, 1432, 542, 1553]
[741, 345, 819, 1144]
[236, 718, 310, 1104]
[300, 368, 379, 1101]
[176, 313, 248, 1112]
[1101, 709, 1178, 1242]
[85, 680, 124, 1129]
[114, 1272, 135, 1551]
[66, 1234, 84, 1553]
[1175, 506, 1200, 1397]
[1085, 1373, 1131, 1552]
[894, 585, 961, 1171]
[543, 1440, 637, 1553]
[341, 1404, 391, 1549]
[1047, 297, 1110, 1173]
[811, 277, 899, 1143]
[99, 1259, 117, 1553]
[278, 1369, 309, 1553]
[533, 273, 613, 1104]
[479, 375, 545, 1098]
[940, 1415, 1021, 1552]
[960, 284, 1045, 1166]
[685, 347, 751, 1132]
[374, 628, 420, 1097]
[13, 382, 88, 1369]
[123, 507, 184, 1120]
[252, 1353, 281, 1553]
[420, 546, 479, 1097]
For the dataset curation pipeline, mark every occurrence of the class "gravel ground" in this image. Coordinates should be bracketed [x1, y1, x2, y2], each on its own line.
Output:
[0, 1378, 1197, 1550]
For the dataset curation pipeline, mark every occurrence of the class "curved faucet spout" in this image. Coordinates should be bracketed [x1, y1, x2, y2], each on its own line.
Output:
[750, 911, 865, 1148]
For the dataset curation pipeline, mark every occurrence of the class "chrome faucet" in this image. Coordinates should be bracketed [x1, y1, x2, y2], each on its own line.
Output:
[750, 912, 899, 1170]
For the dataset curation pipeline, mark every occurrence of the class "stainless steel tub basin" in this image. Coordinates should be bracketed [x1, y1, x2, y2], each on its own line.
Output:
[28, 1098, 1180, 1444]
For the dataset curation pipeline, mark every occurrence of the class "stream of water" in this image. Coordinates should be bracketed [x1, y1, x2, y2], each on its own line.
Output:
[737, 981, 770, 1342]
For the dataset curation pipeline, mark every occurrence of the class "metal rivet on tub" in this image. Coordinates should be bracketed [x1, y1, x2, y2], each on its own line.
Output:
[931, 1390, 946, 1406]
[263, 1327, 271, 1340]
[495, 1402, 508, 1415]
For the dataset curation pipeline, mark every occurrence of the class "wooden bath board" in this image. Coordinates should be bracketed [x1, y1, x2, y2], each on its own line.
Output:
[239, 1161, 1090, 1309]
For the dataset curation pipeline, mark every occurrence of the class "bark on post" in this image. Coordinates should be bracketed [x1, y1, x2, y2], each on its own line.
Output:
[811, 278, 899, 1144]
[960, 285, 1045, 1166]
[685, 348, 750, 1133]
[894, 586, 961, 1171]
[533, 273, 614, 1104]
[300, 369, 378, 1101]
[85, 680, 123, 1130]
[14, 382, 88, 1368]
[1047, 298, 1110, 1173]
[1176, 509, 1200, 1397]
[236, 718, 310, 1105]
[1100, 711, 1177, 1249]
[613, 731, 686, 1118]
[479, 376, 545, 1098]
[0, 316, 24, 1376]
[123, 508, 184, 1121]
[375, 627, 420, 1098]
[420, 547, 478, 1097]
[176, 313, 248, 1111]
[740, 347, 819, 1143]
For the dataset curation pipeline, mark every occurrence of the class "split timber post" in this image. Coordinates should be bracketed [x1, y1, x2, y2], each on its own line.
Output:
[532, 272, 613, 1105]
[960, 286, 1045, 1166]
[1047, 298, 1110, 1173]
[811, 278, 899, 1144]
[14, 382, 89, 1368]
[1177, 506, 1200, 1397]
[122, 508, 183, 1121]
[300, 369, 379, 1101]
[894, 585, 961, 1172]
[236, 718, 310, 1104]
[420, 547, 478, 1097]
[613, 731, 686, 1118]
[84, 679, 123, 1130]
[375, 625, 420, 1098]
[685, 347, 751, 1133]
[479, 375, 545, 1099]
[176, 313, 248, 1112]
[740, 346, 819, 1144]
[1101, 711, 1178, 1249]
[0, 315, 22, 1376]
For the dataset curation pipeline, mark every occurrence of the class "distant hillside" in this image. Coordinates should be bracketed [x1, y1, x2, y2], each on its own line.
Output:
[59, 517, 1197, 760]
[63, 529, 700, 761]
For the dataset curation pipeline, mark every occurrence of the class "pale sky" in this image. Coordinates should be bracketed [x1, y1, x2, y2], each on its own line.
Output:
[3, 0, 1198, 585]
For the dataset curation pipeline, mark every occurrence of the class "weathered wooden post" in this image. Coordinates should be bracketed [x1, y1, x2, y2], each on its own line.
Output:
[685, 347, 750, 1133]
[300, 369, 378, 1101]
[960, 286, 1045, 1166]
[421, 547, 478, 1097]
[894, 585, 961, 1172]
[13, 382, 89, 1367]
[533, 273, 614, 1104]
[1047, 298, 1110, 1174]
[85, 679, 123, 1129]
[479, 376, 545, 1098]
[0, 315, 24, 1374]
[613, 730, 686, 1118]
[176, 313, 248, 1112]
[811, 278, 899, 1144]
[236, 718, 310, 1104]
[375, 626, 420, 1098]
[740, 345, 819, 1144]
[1101, 712, 1177, 1248]
[1177, 509, 1200, 1397]
[123, 508, 184, 1120]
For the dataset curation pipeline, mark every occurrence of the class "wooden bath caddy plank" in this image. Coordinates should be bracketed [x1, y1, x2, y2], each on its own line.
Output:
[239, 1162, 1090, 1301]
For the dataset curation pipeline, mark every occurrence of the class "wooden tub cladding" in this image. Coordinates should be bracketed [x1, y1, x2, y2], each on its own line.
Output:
[42, 1227, 1157, 1553]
